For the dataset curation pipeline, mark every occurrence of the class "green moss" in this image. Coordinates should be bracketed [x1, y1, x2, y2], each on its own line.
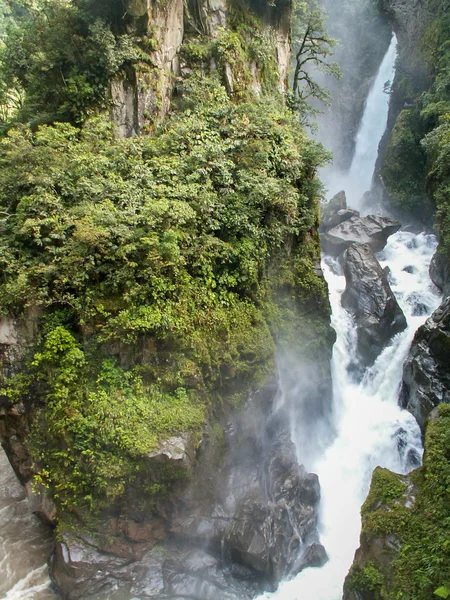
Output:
[351, 405, 450, 600]
[346, 562, 384, 596]
[362, 468, 407, 515]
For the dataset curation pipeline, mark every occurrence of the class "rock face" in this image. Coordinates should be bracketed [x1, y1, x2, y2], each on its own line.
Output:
[111, 0, 292, 137]
[49, 381, 327, 599]
[319, 190, 360, 233]
[429, 250, 450, 298]
[321, 215, 401, 257]
[171, 382, 327, 590]
[399, 296, 450, 431]
[341, 243, 407, 370]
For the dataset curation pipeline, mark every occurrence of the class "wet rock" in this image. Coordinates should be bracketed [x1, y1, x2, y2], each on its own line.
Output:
[429, 249, 450, 297]
[51, 531, 149, 600]
[162, 549, 259, 600]
[25, 481, 57, 526]
[342, 243, 407, 370]
[321, 214, 401, 257]
[320, 190, 360, 233]
[291, 542, 328, 573]
[399, 296, 450, 431]
[171, 383, 326, 588]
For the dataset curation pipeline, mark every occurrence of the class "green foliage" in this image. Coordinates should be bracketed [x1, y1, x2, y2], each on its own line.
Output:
[0, 0, 147, 127]
[0, 74, 329, 515]
[382, 2, 450, 250]
[346, 562, 384, 596]
[22, 326, 204, 513]
[381, 109, 429, 215]
[353, 404, 450, 600]
[362, 468, 407, 516]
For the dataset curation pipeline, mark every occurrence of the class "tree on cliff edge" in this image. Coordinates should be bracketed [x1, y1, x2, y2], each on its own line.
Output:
[290, 0, 340, 112]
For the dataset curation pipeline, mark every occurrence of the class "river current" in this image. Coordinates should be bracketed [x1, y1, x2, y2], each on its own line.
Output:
[0, 31, 442, 600]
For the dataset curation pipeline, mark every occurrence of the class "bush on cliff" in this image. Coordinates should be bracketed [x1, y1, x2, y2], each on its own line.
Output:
[0, 72, 329, 514]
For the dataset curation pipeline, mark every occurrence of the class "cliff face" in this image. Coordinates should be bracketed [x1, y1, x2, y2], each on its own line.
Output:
[0, 1, 336, 598]
[111, 0, 291, 137]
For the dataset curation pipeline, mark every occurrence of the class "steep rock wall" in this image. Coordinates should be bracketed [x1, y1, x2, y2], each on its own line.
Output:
[111, 0, 292, 137]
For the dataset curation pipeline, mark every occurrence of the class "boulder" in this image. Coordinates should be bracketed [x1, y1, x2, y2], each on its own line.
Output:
[321, 214, 401, 257]
[429, 249, 450, 297]
[320, 190, 360, 233]
[342, 243, 407, 370]
[399, 296, 450, 431]
[171, 383, 326, 589]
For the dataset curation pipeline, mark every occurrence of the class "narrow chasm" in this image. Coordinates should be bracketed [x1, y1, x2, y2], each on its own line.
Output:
[0, 0, 449, 599]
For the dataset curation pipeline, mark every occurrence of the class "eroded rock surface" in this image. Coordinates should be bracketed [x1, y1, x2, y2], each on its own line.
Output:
[399, 296, 450, 431]
[171, 382, 327, 591]
[320, 190, 360, 233]
[321, 214, 401, 257]
[49, 380, 327, 599]
[341, 243, 407, 370]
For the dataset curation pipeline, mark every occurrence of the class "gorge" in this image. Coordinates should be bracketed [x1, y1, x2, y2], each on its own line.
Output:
[0, 0, 449, 599]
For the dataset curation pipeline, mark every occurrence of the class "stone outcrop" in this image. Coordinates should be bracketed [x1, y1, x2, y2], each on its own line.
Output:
[170, 382, 327, 589]
[429, 250, 450, 298]
[319, 190, 360, 233]
[399, 296, 450, 431]
[111, 0, 185, 137]
[321, 214, 401, 257]
[111, 0, 292, 137]
[341, 243, 407, 370]
[50, 381, 328, 599]
[343, 467, 417, 600]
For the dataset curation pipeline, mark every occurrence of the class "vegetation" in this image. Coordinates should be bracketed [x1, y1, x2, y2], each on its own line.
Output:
[345, 404, 450, 600]
[0, 0, 332, 518]
[290, 0, 340, 115]
[381, 0, 450, 258]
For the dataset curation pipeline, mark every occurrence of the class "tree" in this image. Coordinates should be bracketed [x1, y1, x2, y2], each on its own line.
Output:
[290, 0, 340, 112]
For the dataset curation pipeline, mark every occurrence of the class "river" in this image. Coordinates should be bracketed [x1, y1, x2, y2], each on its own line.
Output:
[0, 29, 441, 600]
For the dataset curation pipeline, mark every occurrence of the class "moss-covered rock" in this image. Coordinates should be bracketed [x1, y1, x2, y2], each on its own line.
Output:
[344, 404, 450, 600]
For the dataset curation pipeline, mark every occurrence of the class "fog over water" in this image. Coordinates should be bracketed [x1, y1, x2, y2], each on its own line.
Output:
[257, 34, 441, 600]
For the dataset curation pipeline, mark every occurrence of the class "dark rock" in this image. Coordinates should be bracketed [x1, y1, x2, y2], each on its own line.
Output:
[429, 250, 450, 297]
[321, 214, 401, 257]
[402, 265, 415, 274]
[320, 191, 360, 232]
[25, 481, 57, 526]
[290, 542, 328, 574]
[50, 531, 151, 600]
[171, 383, 325, 588]
[162, 549, 259, 600]
[399, 296, 450, 431]
[342, 244, 407, 370]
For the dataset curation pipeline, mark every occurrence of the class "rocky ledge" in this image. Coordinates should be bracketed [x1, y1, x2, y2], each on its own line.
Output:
[399, 295, 450, 431]
[50, 380, 327, 599]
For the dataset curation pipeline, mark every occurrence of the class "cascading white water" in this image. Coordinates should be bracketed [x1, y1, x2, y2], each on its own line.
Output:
[257, 32, 441, 600]
[259, 232, 440, 600]
[323, 35, 397, 212]
[0, 449, 56, 600]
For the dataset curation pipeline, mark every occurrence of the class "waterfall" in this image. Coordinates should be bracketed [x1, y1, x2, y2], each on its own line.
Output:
[323, 35, 397, 211]
[257, 33, 441, 600]
[0, 28, 438, 600]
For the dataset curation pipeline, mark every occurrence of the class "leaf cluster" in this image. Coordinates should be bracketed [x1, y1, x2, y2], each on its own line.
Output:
[0, 74, 329, 515]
